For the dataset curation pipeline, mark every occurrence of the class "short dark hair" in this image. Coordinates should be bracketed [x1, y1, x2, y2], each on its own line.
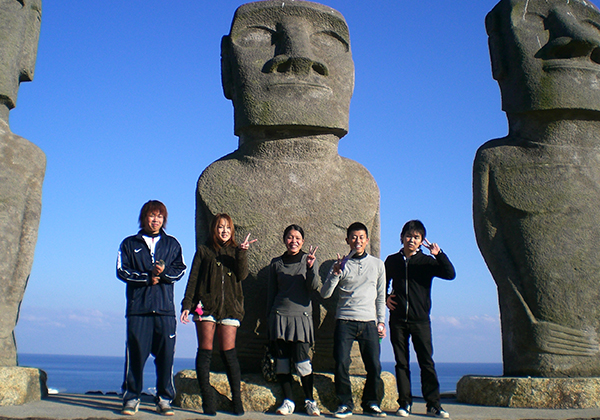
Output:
[401, 220, 426, 240]
[347, 222, 368, 238]
[138, 200, 168, 230]
[283, 224, 305, 241]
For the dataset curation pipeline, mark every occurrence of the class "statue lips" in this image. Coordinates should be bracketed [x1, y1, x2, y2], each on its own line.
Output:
[267, 81, 332, 97]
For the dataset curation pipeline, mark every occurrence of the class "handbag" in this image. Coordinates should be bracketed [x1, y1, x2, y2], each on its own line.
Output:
[261, 341, 277, 382]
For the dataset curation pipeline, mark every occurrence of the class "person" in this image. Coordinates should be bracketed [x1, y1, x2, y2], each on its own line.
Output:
[267, 225, 321, 416]
[116, 200, 186, 416]
[0, 0, 45, 367]
[196, 0, 381, 372]
[180, 213, 256, 416]
[385, 220, 455, 418]
[321, 222, 387, 419]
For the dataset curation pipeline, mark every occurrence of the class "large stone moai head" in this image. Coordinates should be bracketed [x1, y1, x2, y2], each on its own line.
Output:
[197, 0, 380, 373]
[0, 0, 44, 367]
[487, 0, 600, 114]
[475, 0, 600, 377]
[221, 0, 354, 141]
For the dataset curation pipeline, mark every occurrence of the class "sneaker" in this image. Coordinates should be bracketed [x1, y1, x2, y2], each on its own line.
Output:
[366, 404, 387, 417]
[156, 397, 174, 416]
[121, 399, 140, 416]
[427, 406, 450, 418]
[305, 399, 321, 416]
[276, 399, 295, 415]
[334, 405, 353, 418]
[395, 405, 411, 417]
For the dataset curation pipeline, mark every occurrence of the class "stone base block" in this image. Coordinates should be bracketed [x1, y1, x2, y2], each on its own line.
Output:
[457, 375, 600, 408]
[0, 367, 47, 406]
[174, 370, 398, 414]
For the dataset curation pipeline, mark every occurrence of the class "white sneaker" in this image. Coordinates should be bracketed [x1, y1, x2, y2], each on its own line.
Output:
[427, 406, 450, 418]
[276, 399, 295, 415]
[305, 399, 321, 416]
[396, 405, 411, 417]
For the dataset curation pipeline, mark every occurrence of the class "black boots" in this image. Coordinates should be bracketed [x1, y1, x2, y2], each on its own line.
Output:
[220, 349, 244, 415]
[195, 349, 216, 416]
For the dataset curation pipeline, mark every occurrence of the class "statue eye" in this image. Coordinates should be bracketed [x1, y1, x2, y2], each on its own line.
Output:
[311, 31, 349, 54]
[233, 26, 275, 48]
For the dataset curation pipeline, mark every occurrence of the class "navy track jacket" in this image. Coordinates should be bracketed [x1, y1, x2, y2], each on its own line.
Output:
[117, 229, 186, 317]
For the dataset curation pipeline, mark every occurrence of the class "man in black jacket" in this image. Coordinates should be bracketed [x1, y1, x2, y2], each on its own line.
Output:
[385, 220, 455, 419]
[117, 200, 186, 416]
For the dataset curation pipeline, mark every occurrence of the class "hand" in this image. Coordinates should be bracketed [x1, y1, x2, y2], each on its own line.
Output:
[150, 276, 160, 285]
[386, 294, 397, 311]
[423, 238, 440, 256]
[239, 233, 257, 250]
[180, 310, 190, 324]
[153, 260, 165, 276]
[377, 323, 387, 339]
[332, 253, 343, 275]
[307, 245, 318, 268]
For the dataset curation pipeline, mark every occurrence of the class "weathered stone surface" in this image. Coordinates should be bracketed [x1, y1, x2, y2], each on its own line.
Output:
[196, 0, 380, 374]
[0, 367, 47, 406]
[174, 370, 397, 414]
[474, 0, 600, 376]
[457, 375, 600, 409]
[0, 0, 45, 367]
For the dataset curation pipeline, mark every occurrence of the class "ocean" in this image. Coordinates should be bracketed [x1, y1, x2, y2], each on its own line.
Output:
[18, 353, 502, 396]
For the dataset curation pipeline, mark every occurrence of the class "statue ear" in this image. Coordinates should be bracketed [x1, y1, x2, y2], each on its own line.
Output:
[486, 11, 506, 81]
[221, 35, 234, 100]
[19, 0, 41, 83]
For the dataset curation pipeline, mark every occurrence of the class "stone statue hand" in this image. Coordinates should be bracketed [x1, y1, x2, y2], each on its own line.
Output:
[532, 319, 599, 356]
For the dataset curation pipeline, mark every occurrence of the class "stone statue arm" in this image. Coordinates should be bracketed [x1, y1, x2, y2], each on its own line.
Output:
[473, 146, 599, 356]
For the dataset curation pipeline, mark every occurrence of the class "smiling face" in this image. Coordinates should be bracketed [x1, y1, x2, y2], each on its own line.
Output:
[222, 0, 354, 136]
[144, 211, 164, 235]
[216, 218, 232, 244]
[346, 229, 369, 256]
[284, 229, 304, 255]
[487, 0, 600, 113]
[402, 230, 423, 257]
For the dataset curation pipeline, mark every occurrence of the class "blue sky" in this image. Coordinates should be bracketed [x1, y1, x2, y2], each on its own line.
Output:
[13, 0, 506, 364]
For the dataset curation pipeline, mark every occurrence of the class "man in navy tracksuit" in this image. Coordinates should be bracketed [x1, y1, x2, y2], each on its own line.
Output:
[117, 200, 186, 416]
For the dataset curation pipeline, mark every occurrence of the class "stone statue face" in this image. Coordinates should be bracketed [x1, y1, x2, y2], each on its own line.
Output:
[222, 0, 354, 137]
[487, 0, 600, 113]
[0, 0, 41, 110]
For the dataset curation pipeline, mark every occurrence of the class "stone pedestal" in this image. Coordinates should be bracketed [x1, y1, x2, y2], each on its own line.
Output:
[0, 367, 47, 406]
[174, 370, 398, 414]
[457, 375, 600, 408]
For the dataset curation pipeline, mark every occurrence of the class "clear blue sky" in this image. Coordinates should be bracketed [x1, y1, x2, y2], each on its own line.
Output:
[13, 0, 506, 363]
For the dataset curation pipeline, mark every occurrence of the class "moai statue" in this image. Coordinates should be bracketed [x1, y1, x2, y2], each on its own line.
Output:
[196, 0, 380, 372]
[474, 0, 600, 376]
[0, 0, 45, 366]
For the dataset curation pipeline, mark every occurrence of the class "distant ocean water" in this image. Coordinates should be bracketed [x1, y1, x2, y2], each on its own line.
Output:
[18, 353, 502, 396]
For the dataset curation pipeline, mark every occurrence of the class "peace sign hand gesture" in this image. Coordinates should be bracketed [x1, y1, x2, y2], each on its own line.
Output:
[307, 245, 318, 268]
[423, 238, 441, 256]
[239, 233, 258, 250]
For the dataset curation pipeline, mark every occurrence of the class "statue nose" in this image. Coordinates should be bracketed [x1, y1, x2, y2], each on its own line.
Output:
[262, 22, 329, 76]
[537, 6, 600, 62]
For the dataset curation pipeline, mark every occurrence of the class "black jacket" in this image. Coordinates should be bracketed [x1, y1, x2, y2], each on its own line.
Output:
[117, 229, 186, 316]
[385, 249, 455, 323]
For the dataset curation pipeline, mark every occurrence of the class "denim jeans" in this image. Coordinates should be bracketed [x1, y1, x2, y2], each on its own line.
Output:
[333, 319, 383, 409]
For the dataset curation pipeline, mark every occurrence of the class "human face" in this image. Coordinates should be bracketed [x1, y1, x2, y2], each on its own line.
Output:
[284, 229, 304, 255]
[223, 1, 354, 136]
[489, 0, 600, 113]
[346, 229, 369, 256]
[216, 218, 232, 243]
[0, 0, 41, 109]
[144, 211, 164, 235]
[402, 231, 423, 257]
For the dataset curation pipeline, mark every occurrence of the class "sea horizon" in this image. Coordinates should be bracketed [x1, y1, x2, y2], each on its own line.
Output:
[17, 353, 503, 396]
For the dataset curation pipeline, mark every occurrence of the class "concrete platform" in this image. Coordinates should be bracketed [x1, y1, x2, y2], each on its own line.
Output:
[0, 393, 599, 420]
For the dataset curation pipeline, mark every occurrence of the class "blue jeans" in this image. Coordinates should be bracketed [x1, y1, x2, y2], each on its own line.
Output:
[333, 319, 383, 409]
